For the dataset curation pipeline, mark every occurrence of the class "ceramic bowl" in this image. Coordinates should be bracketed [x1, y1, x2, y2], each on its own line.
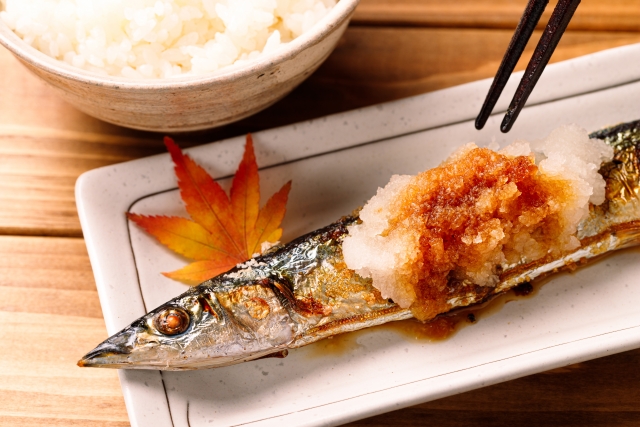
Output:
[0, 0, 359, 132]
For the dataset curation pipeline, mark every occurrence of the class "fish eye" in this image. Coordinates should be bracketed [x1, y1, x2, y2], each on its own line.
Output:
[153, 307, 190, 335]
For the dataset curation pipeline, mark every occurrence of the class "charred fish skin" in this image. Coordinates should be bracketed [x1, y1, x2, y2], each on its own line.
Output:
[79, 121, 640, 371]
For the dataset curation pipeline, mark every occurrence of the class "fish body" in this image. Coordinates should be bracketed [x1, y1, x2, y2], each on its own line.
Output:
[81, 217, 411, 370]
[79, 120, 640, 370]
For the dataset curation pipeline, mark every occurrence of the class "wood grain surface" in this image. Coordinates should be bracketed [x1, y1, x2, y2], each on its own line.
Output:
[352, 0, 640, 31]
[1, 1, 639, 426]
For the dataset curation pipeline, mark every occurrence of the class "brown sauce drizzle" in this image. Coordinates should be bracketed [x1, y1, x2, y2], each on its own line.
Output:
[306, 272, 551, 358]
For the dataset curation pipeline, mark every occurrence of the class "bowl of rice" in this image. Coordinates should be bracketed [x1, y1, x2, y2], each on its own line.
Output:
[0, 0, 358, 132]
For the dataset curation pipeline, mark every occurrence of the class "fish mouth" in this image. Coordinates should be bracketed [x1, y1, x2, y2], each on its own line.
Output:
[78, 341, 133, 368]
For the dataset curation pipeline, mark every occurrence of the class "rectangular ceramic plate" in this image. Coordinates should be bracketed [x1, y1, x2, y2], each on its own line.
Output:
[77, 43, 640, 427]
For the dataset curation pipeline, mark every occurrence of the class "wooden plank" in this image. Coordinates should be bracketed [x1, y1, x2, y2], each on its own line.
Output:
[0, 128, 167, 237]
[0, 236, 128, 426]
[0, 286, 102, 318]
[0, 235, 94, 289]
[0, 422, 131, 427]
[353, 0, 640, 32]
[2, 29, 639, 237]
[0, 419, 129, 427]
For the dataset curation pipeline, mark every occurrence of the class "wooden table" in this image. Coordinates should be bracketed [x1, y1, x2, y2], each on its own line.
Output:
[2, 1, 640, 426]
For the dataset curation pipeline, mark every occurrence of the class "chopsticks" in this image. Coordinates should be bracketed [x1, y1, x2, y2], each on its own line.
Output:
[475, 0, 581, 133]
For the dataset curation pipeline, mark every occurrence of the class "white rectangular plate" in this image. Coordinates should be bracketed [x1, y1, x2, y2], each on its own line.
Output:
[77, 43, 640, 427]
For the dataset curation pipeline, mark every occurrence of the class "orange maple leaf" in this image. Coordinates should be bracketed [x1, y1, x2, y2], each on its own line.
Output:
[128, 135, 291, 285]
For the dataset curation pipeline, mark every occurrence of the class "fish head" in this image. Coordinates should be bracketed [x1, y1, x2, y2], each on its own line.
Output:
[78, 280, 296, 370]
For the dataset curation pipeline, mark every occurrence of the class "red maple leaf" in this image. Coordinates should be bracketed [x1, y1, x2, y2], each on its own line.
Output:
[128, 135, 291, 284]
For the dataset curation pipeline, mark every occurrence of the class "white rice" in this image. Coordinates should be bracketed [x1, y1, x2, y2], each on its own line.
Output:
[0, 0, 336, 78]
[342, 125, 614, 309]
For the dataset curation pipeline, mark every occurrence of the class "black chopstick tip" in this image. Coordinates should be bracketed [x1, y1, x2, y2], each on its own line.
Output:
[475, 105, 493, 130]
[500, 113, 515, 133]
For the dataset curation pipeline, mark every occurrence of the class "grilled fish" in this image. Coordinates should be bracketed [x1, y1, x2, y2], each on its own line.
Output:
[79, 120, 640, 370]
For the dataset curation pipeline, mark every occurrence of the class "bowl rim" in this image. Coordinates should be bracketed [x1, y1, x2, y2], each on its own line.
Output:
[0, 0, 359, 89]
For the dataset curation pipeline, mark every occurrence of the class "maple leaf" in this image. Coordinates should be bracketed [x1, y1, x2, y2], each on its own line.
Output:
[128, 135, 291, 285]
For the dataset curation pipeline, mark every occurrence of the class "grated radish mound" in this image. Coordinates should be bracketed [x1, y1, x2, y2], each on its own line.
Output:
[0, 0, 336, 78]
[342, 125, 614, 321]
